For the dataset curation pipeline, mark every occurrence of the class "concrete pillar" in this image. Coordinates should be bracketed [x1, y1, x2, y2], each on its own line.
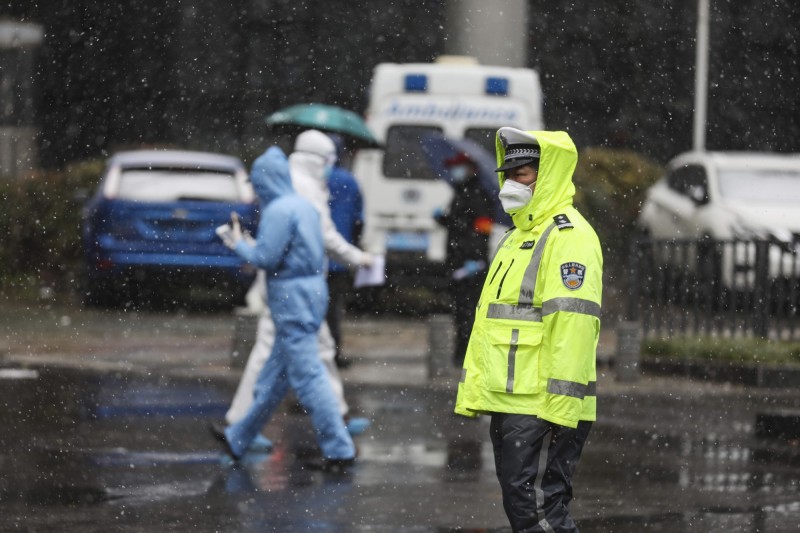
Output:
[428, 314, 455, 380]
[230, 308, 259, 369]
[616, 321, 642, 382]
[0, 22, 43, 178]
[444, 0, 528, 67]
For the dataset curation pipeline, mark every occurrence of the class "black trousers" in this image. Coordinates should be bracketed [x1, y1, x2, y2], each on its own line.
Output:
[450, 278, 481, 367]
[326, 271, 351, 361]
[490, 413, 592, 533]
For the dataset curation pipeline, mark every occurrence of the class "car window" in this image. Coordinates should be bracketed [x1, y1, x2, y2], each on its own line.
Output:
[667, 165, 707, 197]
[117, 168, 241, 202]
[383, 125, 443, 180]
[719, 169, 800, 203]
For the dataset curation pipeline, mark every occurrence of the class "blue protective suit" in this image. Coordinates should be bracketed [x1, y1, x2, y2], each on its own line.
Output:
[225, 146, 355, 460]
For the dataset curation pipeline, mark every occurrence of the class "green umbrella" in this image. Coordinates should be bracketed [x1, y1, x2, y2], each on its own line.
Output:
[265, 103, 380, 148]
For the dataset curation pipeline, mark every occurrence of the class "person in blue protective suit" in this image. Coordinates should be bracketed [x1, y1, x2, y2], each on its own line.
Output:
[214, 146, 356, 469]
[222, 130, 372, 452]
[326, 135, 365, 369]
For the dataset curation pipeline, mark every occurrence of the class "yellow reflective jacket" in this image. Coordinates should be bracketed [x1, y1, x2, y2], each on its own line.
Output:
[454, 130, 602, 428]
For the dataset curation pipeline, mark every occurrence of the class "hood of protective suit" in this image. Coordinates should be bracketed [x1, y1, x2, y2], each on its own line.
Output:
[294, 129, 337, 163]
[288, 129, 336, 194]
[495, 129, 577, 231]
[250, 146, 294, 205]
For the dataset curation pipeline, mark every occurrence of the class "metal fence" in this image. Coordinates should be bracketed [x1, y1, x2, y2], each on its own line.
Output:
[626, 238, 800, 340]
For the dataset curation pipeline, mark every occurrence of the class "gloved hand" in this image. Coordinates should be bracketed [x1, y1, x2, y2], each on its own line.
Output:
[360, 252, 375, 268]
[432, 207, 447, 225]
[216, 212, 243, 249]
[453, 259, 486, 280]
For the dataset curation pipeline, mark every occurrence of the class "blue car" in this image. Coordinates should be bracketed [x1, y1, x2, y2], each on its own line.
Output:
[81, 150, 259, 306]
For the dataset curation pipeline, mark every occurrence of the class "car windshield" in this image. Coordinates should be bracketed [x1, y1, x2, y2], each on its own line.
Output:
[117, 168, 241, 202]
[718, 169, 800, 203]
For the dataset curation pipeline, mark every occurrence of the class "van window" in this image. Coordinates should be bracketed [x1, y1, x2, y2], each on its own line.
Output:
[383, 125, 443, 180]
[464, 128, 498, 155]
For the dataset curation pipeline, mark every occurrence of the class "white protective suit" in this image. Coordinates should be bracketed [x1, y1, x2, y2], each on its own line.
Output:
[225, 130, 370, 424]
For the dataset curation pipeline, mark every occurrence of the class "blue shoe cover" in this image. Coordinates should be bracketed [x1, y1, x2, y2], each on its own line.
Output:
[346, 417, 371, 436]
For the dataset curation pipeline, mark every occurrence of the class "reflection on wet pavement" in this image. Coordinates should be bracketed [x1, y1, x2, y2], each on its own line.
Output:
[4, 313, 800, 531]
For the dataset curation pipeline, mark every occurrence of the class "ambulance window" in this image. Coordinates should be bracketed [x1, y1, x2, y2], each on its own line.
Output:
[384, 125, 443, 180]
[464, 128, 497, 154]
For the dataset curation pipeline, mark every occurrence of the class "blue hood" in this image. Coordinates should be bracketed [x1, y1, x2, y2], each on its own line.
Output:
[249, 146, 294, 205]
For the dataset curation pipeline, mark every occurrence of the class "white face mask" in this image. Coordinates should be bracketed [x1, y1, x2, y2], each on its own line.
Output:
[498, 179, 533, 213]
[449, 165, 470, 184]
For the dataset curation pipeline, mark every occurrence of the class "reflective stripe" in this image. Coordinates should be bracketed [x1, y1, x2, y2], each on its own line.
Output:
[460, 367, 467, 384]
[542, 297, 601, 319]
[518, 222, 557, 306]
[486, 303, 542, 322]
[547, 378, 597, 399]
[534, 430, 555, 533]
[506, 329, 519, 393]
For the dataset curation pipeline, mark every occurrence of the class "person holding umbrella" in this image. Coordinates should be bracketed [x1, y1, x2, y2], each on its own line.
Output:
[433, 151, 494, 368]
[325, 134, 365, 369]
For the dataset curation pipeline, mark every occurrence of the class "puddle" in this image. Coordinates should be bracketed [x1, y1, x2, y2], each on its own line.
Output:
[4, 366, 800, 531]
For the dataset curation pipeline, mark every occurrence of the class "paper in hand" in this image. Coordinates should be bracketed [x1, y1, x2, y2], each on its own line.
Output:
[353, 254, 386, 288]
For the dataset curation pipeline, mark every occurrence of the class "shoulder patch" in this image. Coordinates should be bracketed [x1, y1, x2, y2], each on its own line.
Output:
[553, 214, 573, 230]
[561, 262, 586, 290]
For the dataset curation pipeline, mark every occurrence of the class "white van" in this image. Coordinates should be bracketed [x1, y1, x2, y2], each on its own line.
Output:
[352, 57, 544, 286]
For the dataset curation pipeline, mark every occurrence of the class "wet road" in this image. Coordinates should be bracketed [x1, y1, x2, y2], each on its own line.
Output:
[3, 300, 800, 531]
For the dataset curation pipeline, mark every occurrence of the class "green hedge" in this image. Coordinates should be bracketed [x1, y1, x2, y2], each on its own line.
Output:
[0, 159, 104, 295]
[573, 147, 663, 274]
[643, 336, 800, 365]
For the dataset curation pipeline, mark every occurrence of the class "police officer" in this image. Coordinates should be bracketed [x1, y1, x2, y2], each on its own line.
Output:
[455, 128, 603, 532]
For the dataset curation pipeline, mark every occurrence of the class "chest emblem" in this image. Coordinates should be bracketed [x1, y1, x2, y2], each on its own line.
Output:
[520, 240, 535, 249]
[561, 262, 586, 290]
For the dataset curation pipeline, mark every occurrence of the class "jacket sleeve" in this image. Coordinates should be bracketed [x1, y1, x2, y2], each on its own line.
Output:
[295, 171, 368, 268]
[538, 227, 603, 427]
[234, 202, 293, 272]
[320, 202, 368, 268]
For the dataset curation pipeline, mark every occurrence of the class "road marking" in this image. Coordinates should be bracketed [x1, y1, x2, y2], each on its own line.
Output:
[0, 368, 39, 379]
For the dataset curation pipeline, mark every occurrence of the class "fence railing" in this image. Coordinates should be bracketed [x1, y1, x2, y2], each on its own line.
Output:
[626, 238, 800, 340]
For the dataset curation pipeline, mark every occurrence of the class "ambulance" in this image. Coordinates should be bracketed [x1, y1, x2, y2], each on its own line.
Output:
[352, 57, 545, 288]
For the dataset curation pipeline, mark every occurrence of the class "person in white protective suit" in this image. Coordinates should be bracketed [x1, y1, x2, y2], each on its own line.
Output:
[223, 130, 374, 452]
